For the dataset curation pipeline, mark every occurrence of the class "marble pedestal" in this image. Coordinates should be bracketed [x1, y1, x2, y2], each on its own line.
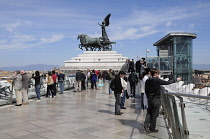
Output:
[61, 51, 127, 73]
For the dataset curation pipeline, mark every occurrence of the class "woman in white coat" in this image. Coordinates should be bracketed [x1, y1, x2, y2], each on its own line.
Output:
[140, 68, 151, 110]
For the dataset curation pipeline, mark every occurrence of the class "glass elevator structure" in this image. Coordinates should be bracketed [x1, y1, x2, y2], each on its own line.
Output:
[148, 32, 197, 82]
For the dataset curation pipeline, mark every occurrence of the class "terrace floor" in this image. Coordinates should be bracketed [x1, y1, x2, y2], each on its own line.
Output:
[0, 82, 169, 139]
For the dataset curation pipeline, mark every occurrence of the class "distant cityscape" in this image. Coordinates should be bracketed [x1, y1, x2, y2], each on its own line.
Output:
[193, 64, 210, 70]
[0, 64, 60, 71]
[1, 63, 210, 89]
[0, 64, 210, 71]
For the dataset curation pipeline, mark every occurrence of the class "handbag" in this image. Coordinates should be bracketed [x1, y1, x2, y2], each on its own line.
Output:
[48, 76, 54, 85]
[98, 79, 104, 87]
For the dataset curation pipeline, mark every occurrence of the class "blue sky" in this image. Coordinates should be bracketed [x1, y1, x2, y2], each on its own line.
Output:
[0, 0, 210, 67]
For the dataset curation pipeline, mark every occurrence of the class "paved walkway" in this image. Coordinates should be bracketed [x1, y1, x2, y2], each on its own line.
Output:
[0, 82, 169, 139]
[181, 98, 210, 139]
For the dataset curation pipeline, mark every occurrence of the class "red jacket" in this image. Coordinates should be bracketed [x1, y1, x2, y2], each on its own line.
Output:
[52, 74, 57, 82]
[95, 70, 99, 76]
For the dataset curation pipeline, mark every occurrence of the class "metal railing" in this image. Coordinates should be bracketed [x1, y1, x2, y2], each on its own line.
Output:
[0, 85, 13, 104]
[161, 86, 210, 139]
[0, 77, 75, 106]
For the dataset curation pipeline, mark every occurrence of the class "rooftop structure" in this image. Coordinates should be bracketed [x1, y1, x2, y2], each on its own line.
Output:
[61, 51, 127, 75]
[153, 32, 196, 46]
[148, 32, 197, 82]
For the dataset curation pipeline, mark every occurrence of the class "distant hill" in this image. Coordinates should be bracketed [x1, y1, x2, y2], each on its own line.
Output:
[193, 64, 210, 70]
[0, 64, 209, 71]
[0, 64, 60, 71]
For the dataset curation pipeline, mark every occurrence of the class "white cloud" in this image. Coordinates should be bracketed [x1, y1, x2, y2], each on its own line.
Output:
[189, 24, 195, 29]
[40, 34, 65, 44]
[0, 33, 65, 49]
[140, 26, 153, 32]
[166, 21, 172, 27]
[111, 28, 159, 41]
[108, 4, 210, 41]
[0, 39, 8, 44]
[0, 1, 210, 50]
[0, 33, 37, 49]
[2, 20, 32, 30]
[11, 34, 36, 44]
[6, 28, 14, 33]
[0, 19, 65, 49]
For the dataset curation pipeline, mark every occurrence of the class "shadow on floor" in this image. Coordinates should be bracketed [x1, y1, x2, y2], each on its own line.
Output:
[105, 104, 115, 107]
[98, 109, 114, 115]
[118, 119, 165, 139]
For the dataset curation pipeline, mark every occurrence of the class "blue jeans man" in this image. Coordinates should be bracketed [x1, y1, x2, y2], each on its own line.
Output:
[35, 85, 41, 100]
[59, 81, 64, 94]
[121, 90, 127, 109]
[109, 80, 113, 94]
[86, 78, 90, 88]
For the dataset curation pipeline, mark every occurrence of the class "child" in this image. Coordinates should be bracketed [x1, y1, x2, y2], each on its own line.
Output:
[98, 76, 104, 87]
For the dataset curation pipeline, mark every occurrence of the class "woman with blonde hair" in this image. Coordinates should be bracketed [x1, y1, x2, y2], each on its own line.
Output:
[45, 71, 54, 98]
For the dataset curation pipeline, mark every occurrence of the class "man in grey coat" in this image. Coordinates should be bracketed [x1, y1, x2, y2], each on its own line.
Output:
[74, 70, 83, 92]
[11, 70, 22, 106]
[120, 59, 129, 73]
[21, 70, 29, 105]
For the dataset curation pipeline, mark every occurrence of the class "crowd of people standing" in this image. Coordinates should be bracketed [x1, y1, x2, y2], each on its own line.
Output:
[11, 70, 29, 106]
[11, 70, 65, 105]
[111, 58, 182, 134]
[11, 58, 181, 134]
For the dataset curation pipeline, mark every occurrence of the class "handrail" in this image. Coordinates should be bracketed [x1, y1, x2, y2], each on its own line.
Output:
[165, 91, 210, 100]
[161, 86, 210, 139]
[0, 78, 74, 106]
[161, 87, 188, 139]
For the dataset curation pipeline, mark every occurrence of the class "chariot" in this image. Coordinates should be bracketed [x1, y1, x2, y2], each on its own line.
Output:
[77, 14, 116, 51]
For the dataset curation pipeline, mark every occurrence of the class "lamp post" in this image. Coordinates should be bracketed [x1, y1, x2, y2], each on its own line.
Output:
[146, 49, 150, 66]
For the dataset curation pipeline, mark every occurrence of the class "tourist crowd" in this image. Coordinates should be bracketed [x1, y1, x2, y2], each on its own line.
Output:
[11, 58, 181, 134]
[111, 58, 181, 134]
[11, 70, 65, 105]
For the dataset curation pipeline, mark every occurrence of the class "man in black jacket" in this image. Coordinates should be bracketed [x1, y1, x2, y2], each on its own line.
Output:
[81, 71, 86, 91]
[144, 69, 181, 133]
[74, 70, 83, 92]
[128, 70, 138, 97]
[111, 71, 126, 115]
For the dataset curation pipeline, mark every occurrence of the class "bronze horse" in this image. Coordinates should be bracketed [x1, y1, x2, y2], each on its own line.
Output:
[77, 34, 104, 51]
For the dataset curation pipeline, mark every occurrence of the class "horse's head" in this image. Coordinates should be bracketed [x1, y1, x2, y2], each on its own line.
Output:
[77, 34, 86, 44]
[77, 34, 81, 40]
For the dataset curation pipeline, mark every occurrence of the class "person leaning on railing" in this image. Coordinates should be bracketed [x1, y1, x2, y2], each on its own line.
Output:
[32, 71, 41, 102]
[11, 70, 22, 106]
[143, 68, 182, 133]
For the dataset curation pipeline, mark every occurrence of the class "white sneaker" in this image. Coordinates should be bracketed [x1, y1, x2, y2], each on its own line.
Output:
[36, 100, 40, 102]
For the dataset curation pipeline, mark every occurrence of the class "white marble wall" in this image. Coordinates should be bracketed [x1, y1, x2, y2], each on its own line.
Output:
[62, 51, 128, 71]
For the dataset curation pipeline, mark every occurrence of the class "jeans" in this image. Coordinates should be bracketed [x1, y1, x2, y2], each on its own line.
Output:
[86, 78, 90, 88]
[15, 89, 22, 105]
[114, 93, 121, 113]
[91, 82, 97, 89]
[46, 85, 54, 97]
[58, 82, 64, 94]
[35, 85, 41, 99]
[21, 88, 28, 103]
[121, 90, 127, 108]
[74, 80, 81, 92]
[144, 96, 161, 130]
[81, 80, 86, 90]
[130, 82, 136, 97]
[109, 80, 112, 94]
[53, 82, 57, 96]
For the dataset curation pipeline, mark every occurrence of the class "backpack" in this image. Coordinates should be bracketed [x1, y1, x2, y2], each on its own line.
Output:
[91, 74, 97, 82]
[104, 72, 111, 80]
[110, 78, 115, 91]
[129, 73, 137, 82]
